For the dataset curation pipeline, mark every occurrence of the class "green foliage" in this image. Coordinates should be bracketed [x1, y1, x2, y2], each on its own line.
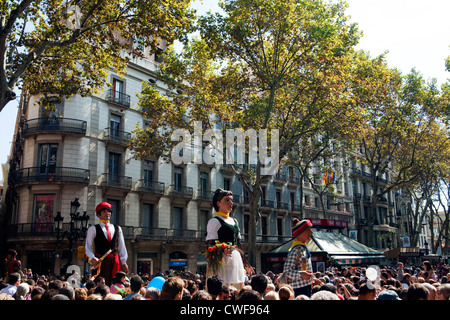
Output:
[132, 0, 364, 265]
[0, 0, 195, 111]
[132, 0, 362, 160]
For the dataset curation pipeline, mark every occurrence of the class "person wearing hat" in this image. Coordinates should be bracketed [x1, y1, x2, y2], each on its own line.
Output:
[85, 201, 128, 286]
[282, 218, 314, 297]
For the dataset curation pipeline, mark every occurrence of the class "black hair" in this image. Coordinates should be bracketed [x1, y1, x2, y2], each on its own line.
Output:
[250, 273, 268, 294]
[206, 275, 224, 296]
[212, 188, 233, 212]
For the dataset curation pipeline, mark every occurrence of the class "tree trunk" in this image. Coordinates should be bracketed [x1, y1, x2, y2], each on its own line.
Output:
[0, 83, 17, 113]
[247, 194, 260, 268]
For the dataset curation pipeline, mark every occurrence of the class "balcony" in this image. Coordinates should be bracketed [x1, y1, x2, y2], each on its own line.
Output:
[273, 173, 288, 184]
[168, 185, 193, 199]
[130, 227, 205, 242]
[196, 189, 214, 202]
[15, 167, 90, 185]
[378, 177, 389, 184]
[137, 179, 165, 195]
[9, 223, 290, 246]
[108, 89, 130, 109]
[100, 173, 132, 190]
[378, 196, 388, 204]
[103, 127, 131, 147]
[277, 202, 290, 211]
[261, 199, 275, 209]
[7, 222, 76, 238]
[288, 176, 301, 185]
[22, 117, 87, 136]
[8, 223, 57, 237]
[362, 171, 373, 179]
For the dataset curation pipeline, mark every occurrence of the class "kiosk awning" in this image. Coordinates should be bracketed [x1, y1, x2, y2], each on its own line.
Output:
[267, 230, 385, 265]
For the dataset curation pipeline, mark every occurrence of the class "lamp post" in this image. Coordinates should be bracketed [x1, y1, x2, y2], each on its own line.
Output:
[55, 198, 90, 272]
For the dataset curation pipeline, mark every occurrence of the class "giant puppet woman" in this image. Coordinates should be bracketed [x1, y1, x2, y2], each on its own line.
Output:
[205, 189, 254, 289]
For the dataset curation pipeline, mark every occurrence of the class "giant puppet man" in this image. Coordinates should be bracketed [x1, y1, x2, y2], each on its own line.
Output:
[85, 202, 128, 285]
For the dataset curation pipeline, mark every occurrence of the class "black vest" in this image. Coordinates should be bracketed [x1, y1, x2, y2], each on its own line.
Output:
[94, 224, 118, 256]
[215, 217, 239, 245]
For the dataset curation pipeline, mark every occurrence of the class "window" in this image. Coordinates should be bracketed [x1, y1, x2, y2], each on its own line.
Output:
[143, 203, 154, 229]
[112, 78, 124, 104]
[110, 114, 122, 141]
[261, 216, 268, 236]
[363, 206, 369, 220]
[243, 189, 249, 204]
[277, 217, 283, 236]
[134, 36, 144, 53]
[276, 190, 281, 207]
[143, 160, 154, 186]
[174, 167, 183, 191]
[38, 144, 58, 175]
[261, 187, 266, 202]
[305, 195, 310, 206]
[173, 206, 183, 236]
[352, 180, 358, 194]
[154, 48, 163, 63]
[289, 167, 295, 180]
[41, 101, 61, 119]
[200, 210, 209, 235]
[108, 152, 121, 183]
[244, 213, 249, 235]
[200, 172, 208, 191]
[223, 178, 231, 191]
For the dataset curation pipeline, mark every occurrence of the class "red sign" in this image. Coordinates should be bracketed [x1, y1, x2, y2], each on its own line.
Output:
[308, 218, 348, 228]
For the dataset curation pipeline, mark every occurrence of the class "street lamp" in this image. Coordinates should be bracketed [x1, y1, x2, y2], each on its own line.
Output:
[55, 198, 90, 271]
[54, 211, 64, 236]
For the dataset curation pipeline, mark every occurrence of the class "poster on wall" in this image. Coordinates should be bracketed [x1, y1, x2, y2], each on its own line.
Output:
[34, 195, 55, 232]
[402, 236, 411, 248]
[349, 230, 358, 241]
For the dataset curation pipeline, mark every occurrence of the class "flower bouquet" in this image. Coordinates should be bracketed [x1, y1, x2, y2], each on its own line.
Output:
[205, 240, 235, 275]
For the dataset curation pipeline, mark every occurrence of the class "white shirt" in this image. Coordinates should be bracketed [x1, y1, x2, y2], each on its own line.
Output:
[206, 215, 241, 241]
[0, 284, 17, 296]
[85, 222, 128, 265]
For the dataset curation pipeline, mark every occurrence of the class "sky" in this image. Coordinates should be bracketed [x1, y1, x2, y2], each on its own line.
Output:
[0, 0, 449, 183]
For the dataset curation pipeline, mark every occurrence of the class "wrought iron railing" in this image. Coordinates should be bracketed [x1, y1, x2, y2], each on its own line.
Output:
[100, 173, 132, 189]
[22, 117, 87, 136]
[108, 89, 130, 108]
[15, 167, 90, 184]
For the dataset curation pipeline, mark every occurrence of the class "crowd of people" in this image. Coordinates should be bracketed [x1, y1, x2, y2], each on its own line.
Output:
[1, 260, 450, 301]
[2, 199, 449, 302]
